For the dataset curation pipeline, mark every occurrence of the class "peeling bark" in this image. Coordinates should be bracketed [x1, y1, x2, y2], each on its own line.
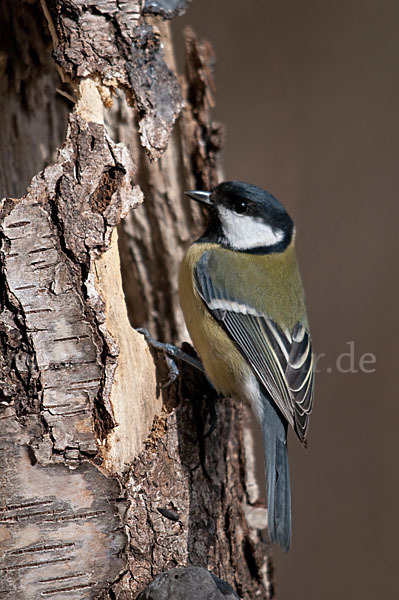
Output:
[0, 2, 273, 599]
[0, 440, 127, 598]
[115, 24, 224, 341]
[0, 108, 141, 597]
[1, 112, 141, 464]
[46, 0, 183, 160]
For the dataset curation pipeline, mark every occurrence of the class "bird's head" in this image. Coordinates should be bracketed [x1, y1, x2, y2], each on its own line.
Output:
[185, 180, 294, 254]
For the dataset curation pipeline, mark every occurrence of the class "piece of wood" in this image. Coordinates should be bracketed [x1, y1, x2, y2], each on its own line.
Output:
[0, 101, 142, 597]
[0, 2, 273, 598]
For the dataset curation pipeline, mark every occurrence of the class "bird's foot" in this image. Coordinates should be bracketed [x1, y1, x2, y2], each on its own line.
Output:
[136, 328, 205, 387]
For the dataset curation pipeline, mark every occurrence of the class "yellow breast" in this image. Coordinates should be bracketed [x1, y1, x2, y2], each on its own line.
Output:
[178, 242, 251, 397]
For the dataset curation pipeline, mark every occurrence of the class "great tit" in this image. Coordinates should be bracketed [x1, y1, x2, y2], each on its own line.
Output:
[178, 180, 314, 552]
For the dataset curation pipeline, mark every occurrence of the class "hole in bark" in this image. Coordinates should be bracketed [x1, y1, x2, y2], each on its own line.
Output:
[89, 166, 125, 214]
[243, 538, 260, 582]
[26, 445, 37, 466]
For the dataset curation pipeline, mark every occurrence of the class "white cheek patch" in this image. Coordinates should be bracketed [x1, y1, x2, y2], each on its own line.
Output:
[217, 206, 284, 250]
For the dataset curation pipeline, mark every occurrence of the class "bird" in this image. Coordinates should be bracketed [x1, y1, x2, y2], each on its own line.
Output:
[178, 180, 314, 552]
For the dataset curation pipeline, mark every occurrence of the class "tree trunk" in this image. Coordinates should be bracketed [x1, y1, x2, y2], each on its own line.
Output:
[0, 2, 273, 598]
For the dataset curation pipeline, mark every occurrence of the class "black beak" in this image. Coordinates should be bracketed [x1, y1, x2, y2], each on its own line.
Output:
[184, 190, 212, 205]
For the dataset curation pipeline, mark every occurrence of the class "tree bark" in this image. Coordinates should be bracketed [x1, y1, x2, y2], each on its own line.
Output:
[0, 2, 273, 598]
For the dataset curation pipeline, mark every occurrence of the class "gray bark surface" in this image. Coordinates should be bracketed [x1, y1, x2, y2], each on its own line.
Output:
[137, 566, 239, 599]
[0, 2, 273, 598]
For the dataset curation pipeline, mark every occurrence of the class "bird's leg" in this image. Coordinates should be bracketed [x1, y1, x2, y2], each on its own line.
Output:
[136, 328, 205, 387]
[137, 329, 217, 435]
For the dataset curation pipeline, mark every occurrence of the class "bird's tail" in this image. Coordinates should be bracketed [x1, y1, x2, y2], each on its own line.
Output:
[259, 392, 292, 552]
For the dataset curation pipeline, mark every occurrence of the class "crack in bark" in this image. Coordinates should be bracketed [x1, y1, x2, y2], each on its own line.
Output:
[181, 27, 224, 191]
[0, 220, 42, 418]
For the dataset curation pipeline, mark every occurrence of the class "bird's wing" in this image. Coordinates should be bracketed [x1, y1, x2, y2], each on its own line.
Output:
[195, 252, 314, 445]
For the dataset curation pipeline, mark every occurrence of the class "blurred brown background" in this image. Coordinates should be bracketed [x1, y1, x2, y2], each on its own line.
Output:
[175, 2, 399, 598]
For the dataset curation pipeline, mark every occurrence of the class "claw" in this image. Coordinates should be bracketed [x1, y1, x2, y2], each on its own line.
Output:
[160, 356, 179, 388]
[136, 328, 204, 386]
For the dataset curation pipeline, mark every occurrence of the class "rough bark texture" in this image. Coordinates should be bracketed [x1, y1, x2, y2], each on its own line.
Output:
[0, 2, 273, 599]
[115, 25, 224, 342]
[46, 0, 183, 161]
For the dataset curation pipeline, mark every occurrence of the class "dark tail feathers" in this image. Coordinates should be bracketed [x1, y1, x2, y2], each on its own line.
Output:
[260, 394, 292, 552]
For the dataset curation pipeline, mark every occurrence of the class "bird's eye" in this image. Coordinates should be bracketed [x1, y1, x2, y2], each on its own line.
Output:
[233, 200, 248, 214]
